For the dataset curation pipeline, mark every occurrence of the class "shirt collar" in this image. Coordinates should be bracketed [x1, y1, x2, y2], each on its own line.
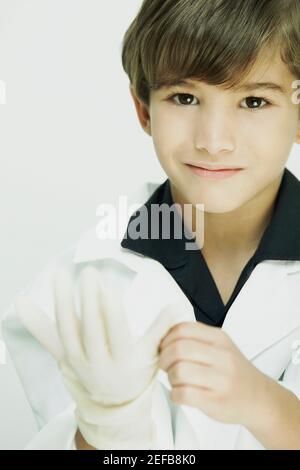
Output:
[120, 167, 300, 267]
[120, 177, 189, 269]
[253, 167, 300, 262]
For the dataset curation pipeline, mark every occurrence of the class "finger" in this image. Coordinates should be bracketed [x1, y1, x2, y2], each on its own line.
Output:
[142, 299, 194, 360]
[79, 266, 110, 362]
[95, 270, 132, 359]
[15, 294, 64, 363]
[171, 384, 213, 409]
[158, 338, 218, 371]
[160, 319, 223, 351]
[168, 361, 219, 390]
[53, 267, 84, 362]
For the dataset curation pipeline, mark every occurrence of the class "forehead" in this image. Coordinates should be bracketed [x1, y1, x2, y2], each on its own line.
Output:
[155, 48, 296, 95]
[236, 49, 296, 92]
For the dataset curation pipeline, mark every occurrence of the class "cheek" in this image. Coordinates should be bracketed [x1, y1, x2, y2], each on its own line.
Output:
[250, 114, 297, 175]
[151, 110, 191, 162]
[244, 108, 297, 163]
[238, 106, 296, 176]
[152, 132, 187, 177]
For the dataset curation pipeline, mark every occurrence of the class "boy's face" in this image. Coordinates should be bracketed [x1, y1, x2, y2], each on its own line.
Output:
[130, 50, 300, 214]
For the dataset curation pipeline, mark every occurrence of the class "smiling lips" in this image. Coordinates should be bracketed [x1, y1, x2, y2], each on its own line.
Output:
[186, 163, 243, 180]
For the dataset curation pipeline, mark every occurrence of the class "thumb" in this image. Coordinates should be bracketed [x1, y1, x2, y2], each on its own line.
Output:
[142, 298, 194, 358]
[15, 294, 64, 363]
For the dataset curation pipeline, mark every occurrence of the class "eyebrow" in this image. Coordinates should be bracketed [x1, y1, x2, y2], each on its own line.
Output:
[164, 79, 286, 94]
[233, 81, 286, 94]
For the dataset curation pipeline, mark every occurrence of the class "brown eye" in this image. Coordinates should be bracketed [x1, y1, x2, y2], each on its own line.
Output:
[241, 96, 270, 111]
[169, 93, 198, 106]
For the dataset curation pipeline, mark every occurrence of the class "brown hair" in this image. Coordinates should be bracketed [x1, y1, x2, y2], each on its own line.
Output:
[121, 0, 300, 108]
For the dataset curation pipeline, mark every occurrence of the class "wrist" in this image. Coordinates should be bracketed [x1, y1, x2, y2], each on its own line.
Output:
[75, 380, 157, 450]
[242, 371, 280, 435]
[74, 428, 97, 450]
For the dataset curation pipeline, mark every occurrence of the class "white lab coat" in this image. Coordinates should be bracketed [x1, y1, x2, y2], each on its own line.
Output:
[2, 180, 300, 450]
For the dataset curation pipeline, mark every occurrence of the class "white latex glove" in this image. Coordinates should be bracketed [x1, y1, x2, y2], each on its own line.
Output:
[15, 265, 190, 449]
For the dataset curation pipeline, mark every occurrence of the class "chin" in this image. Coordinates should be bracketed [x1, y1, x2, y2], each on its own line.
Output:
[192, 198, 243, 214]
[202, 205, 239, 214]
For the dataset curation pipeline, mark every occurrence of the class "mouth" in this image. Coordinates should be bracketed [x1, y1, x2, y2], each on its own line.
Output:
[185, 163, 244, 180]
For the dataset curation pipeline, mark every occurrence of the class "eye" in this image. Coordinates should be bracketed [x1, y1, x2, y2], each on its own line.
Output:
[167, 93, 198, 106]
[241, 96, 271, 112]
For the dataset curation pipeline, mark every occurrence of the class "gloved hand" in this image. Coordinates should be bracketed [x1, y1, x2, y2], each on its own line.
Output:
[15, 265, 191, 449]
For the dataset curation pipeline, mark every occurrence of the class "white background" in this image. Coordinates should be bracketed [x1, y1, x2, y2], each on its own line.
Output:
[0, 0, 299, 449]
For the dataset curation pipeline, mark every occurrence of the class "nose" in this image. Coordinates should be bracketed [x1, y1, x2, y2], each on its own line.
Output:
[194, 108, 235, 156]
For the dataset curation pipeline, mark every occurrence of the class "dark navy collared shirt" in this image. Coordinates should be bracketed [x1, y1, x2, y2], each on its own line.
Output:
[121, 168, 300, 327]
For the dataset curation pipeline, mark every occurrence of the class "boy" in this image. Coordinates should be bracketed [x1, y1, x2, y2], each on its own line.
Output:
[3, 0, 300, 450]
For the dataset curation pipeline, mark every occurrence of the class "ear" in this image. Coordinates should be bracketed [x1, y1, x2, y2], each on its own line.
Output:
[129, 85, 152, 136]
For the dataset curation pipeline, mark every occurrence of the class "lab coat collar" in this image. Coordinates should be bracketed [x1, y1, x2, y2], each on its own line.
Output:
[73, 180, 162, 271]
[120, 178, 189, 269]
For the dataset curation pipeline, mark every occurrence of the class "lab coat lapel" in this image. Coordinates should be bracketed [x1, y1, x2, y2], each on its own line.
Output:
[122, 256, 196, 339]
[221, 260, 300, 361]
